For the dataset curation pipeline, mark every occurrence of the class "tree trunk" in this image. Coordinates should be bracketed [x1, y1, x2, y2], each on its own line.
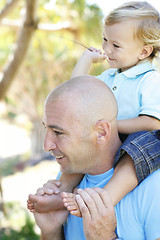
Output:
[0, 0, 38, 100]
[31, 119, 45, 156]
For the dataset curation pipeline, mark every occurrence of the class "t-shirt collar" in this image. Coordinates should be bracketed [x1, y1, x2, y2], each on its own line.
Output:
[85, 168, 114, 184]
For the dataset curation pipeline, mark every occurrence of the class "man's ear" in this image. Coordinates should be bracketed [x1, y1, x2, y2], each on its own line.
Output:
[95, 120, 111, 144]
[139, 45, 153, 60]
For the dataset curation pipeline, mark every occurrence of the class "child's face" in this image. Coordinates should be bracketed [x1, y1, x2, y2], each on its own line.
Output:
[102, 20, 145, 72]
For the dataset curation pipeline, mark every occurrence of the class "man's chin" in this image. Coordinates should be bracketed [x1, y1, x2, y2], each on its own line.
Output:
[60, 166, 70, 174]
[60, 167, 77, 175]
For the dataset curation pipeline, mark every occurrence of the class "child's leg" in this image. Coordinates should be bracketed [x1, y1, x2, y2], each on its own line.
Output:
[104, 153, 138, 205]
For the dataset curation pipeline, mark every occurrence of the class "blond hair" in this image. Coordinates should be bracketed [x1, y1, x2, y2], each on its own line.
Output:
[105, 1, 160, 60]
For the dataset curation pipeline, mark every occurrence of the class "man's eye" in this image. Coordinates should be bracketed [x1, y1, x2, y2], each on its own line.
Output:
[54, 131, 63, 136]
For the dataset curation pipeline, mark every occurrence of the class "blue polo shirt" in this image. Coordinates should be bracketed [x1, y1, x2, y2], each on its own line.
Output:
[97, 62, 160, 120]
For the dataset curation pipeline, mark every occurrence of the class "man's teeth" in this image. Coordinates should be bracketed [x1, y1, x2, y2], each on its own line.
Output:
[56, 156, 64, 159]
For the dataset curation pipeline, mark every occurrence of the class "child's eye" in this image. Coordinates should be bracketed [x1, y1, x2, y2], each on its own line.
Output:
[103, 37, 107, 42]
[113, 44, 120, 48]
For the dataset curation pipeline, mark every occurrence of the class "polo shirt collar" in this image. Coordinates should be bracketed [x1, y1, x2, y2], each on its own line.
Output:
[108, 62, 155, 78]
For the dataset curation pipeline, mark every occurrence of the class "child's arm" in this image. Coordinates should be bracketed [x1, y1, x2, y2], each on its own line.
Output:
[118, 115, 160, 135]
[71, 47, 106, 78]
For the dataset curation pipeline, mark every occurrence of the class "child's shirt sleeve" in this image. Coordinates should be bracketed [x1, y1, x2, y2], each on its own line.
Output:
[138, 71, 160, 120]
[114, 130, 160, 184]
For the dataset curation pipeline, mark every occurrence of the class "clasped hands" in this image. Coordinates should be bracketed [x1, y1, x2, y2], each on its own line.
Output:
[27, 180, 117, 240]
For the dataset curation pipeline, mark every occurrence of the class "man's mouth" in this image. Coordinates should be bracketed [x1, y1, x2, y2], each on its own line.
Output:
[55, 155, 65, 164]
[56, 155, 64, 160]
[49, 150, 64, 157]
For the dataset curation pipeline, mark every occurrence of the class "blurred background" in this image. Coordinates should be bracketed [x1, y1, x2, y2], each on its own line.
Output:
[0, 0, 159, 239]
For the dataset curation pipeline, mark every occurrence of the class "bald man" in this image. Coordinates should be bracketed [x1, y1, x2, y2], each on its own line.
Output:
[32, 76, 160, 240]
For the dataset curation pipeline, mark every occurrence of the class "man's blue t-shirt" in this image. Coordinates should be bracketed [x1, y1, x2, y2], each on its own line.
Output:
[64, 169, 160, 240]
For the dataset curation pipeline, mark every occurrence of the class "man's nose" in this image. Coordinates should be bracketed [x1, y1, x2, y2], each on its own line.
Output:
[43, 130, 56, 152]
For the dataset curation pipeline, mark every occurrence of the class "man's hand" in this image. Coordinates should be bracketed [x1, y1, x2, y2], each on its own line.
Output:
[28, 179, 69, 239]
[34, 208, 68, 240]
[76, 187, 117, 240]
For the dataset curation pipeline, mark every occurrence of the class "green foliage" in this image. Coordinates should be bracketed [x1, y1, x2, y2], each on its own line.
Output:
[0, 216, 39, 240]
[0, 201, 39, 240]
[0, 153, 29, 177]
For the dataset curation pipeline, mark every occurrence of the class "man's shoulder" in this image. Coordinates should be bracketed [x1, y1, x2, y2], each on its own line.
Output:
[119, 170, 160, 207]
[138, 169, 160, 186]
[116, 171, 160, 239]
[129, 170, 160, 207]
[133, 170, 160, 197]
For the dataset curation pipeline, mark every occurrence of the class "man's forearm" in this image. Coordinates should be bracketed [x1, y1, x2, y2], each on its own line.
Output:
[41, 228, 65, 240]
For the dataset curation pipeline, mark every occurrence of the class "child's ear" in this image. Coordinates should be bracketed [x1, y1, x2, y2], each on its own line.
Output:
[95, 120, 111, 144]
[139, 45, 153, 60]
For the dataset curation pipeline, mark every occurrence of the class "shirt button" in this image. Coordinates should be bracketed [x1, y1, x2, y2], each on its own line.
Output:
[112, 86, 117, 90]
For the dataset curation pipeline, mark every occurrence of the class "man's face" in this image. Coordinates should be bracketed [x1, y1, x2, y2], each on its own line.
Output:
[43, 97, 98, 175]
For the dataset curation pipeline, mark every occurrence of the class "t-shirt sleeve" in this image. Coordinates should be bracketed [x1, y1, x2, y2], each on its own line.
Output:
[139, 71, 160, 120]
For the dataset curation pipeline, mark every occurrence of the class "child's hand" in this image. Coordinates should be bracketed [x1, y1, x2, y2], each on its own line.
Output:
[86, 47, 106, 63]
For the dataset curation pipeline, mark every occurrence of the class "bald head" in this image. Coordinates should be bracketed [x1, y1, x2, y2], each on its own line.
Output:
[46, 75, 117, 125]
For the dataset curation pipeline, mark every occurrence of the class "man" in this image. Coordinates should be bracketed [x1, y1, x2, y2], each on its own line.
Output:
[32, 75, 160, 239]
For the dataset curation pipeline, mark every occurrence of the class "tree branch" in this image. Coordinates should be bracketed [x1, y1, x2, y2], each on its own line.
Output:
[1, 18, 75, 32]
[0, 0, 20, 21]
